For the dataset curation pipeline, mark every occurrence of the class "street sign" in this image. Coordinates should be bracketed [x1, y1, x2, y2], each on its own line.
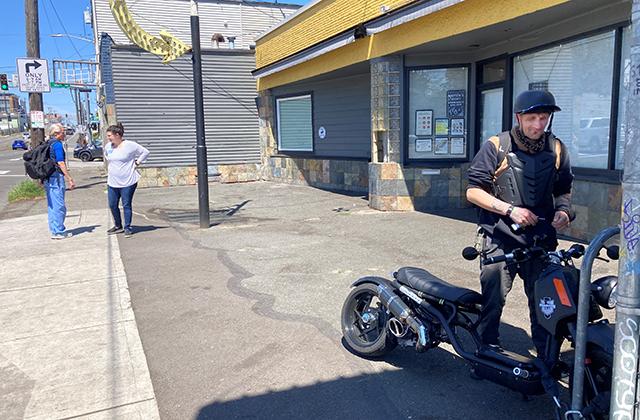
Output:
[11, 74, 18, 88]
[30, 111, 44, 128]
[50, 82, 70, 88]
[17, 58, 51, 93]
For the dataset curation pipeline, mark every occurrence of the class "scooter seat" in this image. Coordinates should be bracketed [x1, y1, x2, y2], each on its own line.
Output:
[396, 267, 482, 306]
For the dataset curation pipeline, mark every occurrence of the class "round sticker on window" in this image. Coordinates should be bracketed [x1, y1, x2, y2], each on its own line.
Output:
[318, 126, 326, 139]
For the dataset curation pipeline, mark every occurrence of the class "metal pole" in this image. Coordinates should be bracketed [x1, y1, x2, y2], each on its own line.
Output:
[570, 226, 619, 416]
[86, 91, 91, 140]
[25, 0, 44, 147]
[611, 1, 640, 418]
[190, 0, 210, 229]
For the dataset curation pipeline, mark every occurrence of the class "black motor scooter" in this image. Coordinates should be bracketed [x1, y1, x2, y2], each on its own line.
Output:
[340, 230, 619, 419]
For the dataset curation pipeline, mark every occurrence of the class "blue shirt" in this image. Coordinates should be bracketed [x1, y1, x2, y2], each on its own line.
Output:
[49, 139, 65, 162]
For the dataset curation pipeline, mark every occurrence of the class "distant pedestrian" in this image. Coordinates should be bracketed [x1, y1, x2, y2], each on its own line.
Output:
[104, 122, 149, 237]
[45, 123, 75, 240]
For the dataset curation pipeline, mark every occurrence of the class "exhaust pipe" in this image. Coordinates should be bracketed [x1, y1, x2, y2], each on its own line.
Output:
[388, 317, 407, 338]
[377, 284, 428, 350]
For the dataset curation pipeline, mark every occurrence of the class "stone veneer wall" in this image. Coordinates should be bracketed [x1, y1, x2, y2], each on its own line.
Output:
[137, 164, 260, 188]
[264, 157, 368, 192]
[369, 162, 471, 211]
[565, 179, 621, 240]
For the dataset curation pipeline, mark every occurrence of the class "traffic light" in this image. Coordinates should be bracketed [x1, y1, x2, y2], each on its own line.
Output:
[0, 74, 8, 91]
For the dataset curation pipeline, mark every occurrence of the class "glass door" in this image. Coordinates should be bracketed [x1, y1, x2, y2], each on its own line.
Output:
[479, 87, 503, 141]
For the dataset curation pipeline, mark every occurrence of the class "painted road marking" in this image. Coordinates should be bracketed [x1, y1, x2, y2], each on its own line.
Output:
[0, 170, 10, 175]
[0, 175, 25, 177]
[9, 158, 21, 161]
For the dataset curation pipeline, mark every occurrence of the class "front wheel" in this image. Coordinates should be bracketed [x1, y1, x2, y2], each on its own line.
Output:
[570, 346, 613, 419]
[341, 282, 397, 357]
[79, 152, 92, 162]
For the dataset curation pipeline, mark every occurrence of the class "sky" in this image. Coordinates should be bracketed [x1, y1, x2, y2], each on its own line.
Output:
[1, 0, 310, 124]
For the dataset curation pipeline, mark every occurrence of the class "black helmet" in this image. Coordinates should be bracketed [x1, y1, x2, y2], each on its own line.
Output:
[514, 90, 561, 114]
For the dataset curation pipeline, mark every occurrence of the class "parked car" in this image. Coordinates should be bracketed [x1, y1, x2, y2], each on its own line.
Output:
[11, 139, 28, 150]
[65, 126, 75, 135]
[21, 131, 30, 141]
[577, 117, 610, 153]
[73, 140, 103, 162]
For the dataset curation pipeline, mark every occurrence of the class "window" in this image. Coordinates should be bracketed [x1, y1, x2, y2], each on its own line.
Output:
[617, 26, 631, 170]
[407, 66, 469, 160]
[513, 31, 616, 169]
[276, 94, 313, 152]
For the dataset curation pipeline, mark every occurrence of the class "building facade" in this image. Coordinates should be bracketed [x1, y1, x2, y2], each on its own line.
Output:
[91, 0, 299, 186]
[253, 0, 632, 240]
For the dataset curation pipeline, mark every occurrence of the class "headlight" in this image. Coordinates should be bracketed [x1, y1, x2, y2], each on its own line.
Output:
[591, 275, 618, 309]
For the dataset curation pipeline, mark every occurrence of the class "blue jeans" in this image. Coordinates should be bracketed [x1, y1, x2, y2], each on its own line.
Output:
[107, 183, 137, 230]
[44, 172, 67, 235]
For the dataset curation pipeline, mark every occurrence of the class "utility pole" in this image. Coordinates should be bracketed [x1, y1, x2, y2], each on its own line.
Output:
[610, 1, 640, 418]
[25, 0, 44, 146]
[190, 0, 210, 229]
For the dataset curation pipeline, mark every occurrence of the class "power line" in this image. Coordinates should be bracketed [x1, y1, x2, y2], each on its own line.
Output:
[41, 0, 63, 58]
[47, 0, 83, 58]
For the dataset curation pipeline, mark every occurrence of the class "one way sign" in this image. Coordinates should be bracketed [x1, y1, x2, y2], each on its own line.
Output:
[17, 58, 50, 93]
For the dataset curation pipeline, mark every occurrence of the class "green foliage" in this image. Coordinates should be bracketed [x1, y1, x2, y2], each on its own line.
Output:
[8, 180, 45, 203]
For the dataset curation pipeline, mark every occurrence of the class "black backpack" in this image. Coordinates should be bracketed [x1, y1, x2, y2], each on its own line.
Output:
[23, 140, 58, 180]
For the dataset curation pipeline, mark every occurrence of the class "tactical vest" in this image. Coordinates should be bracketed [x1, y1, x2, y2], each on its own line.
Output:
[492, 131, 561, 210]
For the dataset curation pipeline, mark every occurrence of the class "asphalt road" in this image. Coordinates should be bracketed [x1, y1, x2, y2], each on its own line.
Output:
[0, 134, 31, 210]
[0, 133, 86, 211]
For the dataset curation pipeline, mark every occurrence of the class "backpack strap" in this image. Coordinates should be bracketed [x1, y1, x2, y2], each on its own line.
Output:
[489, 131, 511, 179]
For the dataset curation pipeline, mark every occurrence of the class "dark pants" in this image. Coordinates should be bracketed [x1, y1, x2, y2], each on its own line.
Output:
[107, 183, 137, 230]
[477, 235, 551, 357]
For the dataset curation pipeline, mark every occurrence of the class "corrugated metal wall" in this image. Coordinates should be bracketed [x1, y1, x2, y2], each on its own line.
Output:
[92, 0, 299, 50]
[272, 73, 371, 158]
[110, 46, 260, 167]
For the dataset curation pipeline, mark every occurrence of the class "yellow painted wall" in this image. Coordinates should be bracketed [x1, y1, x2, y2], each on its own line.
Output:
[256, 0, 414, 69]
[257, 0, 570, 91]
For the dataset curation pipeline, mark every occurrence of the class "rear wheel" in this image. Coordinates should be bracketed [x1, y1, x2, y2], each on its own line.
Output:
[341, 282, 397, 357]
[79, 152, 92, 162]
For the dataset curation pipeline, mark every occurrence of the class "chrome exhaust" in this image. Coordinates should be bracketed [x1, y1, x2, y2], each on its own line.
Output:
[377, 283, 428, 350]
[388, 317, 407, 338]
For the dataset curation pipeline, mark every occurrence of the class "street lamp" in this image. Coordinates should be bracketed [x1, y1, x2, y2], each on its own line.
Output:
[49, 33, 93, 43]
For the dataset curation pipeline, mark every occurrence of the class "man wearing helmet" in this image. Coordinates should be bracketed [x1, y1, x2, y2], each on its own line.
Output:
[466, 90, 574, 359]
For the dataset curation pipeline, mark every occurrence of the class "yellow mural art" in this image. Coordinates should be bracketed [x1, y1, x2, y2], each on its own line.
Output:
[109, 0, 191, 63]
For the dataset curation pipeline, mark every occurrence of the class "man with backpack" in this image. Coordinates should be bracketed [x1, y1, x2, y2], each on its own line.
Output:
[38, 123, 75, 239]
[466, 90, 575, 360]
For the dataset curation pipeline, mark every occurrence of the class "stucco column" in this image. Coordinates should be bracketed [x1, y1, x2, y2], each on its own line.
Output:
[369, 55, 412, 211]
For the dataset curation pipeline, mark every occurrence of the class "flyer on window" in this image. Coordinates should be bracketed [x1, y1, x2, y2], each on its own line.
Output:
[447, 90, 465, 118]
[415, 138, 432, 153]
[415, 110, 433, 136]
[450, 137, 465, 155]
[435, 118, 449, 136]
[434, 137, 449, 155]
[450, 118, 465, 136]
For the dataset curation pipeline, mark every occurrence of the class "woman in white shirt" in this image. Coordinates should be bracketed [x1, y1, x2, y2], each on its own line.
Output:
[104, 123, 150, 237]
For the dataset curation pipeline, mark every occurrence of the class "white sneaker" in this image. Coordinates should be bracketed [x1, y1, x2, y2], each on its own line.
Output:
[51, 232, 73, 240]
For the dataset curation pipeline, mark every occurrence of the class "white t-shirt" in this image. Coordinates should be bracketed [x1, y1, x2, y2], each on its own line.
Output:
[104, 140, 150, 188]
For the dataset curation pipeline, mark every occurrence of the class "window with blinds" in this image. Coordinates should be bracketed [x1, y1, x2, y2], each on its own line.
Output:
[276, 94, 313, 152]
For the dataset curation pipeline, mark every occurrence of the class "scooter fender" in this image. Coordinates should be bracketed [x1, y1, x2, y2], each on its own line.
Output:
[586, 321, 615, 355]
[351, 276, 397, 290]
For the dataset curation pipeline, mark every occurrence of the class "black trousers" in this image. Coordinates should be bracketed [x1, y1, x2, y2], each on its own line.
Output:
[477, 236, 551, 356]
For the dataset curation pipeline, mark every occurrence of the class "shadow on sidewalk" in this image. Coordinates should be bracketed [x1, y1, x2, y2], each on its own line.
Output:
[71, 180, 106, 190]
[132, 225, 168, 234]
[151, 200, 265, 227]
[67, 224, 100, 236]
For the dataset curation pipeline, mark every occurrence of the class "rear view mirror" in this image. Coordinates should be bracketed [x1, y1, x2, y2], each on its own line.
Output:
[462, 247, 479, 261]
[606, 245, 619, 261]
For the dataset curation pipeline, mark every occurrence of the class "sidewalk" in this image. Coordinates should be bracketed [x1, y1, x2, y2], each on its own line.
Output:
[0, 208, 159, 419]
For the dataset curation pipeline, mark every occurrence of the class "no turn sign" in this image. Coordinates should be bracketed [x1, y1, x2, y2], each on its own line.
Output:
[16, 58, 51, 93]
